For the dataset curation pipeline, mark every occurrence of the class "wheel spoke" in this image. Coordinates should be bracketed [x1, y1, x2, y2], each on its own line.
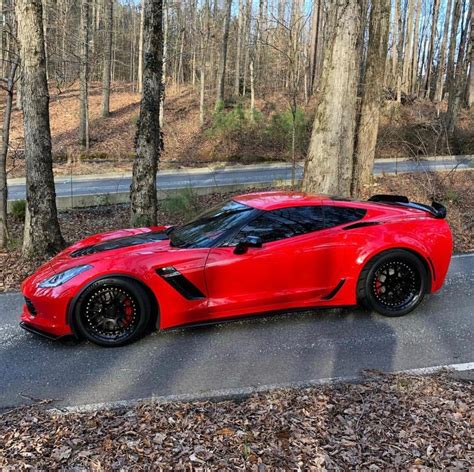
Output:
[372, 259, 421, 310]
[83, 286, 138, 341]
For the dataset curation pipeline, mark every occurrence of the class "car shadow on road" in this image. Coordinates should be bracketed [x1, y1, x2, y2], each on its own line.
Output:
[0, 305, 399, 411]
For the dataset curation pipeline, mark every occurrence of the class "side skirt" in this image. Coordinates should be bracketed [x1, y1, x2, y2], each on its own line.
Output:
[160, 303, 360, 332]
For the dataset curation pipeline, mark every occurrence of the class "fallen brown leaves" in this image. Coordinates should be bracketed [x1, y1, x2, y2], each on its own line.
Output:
[0, 373, 472, 470]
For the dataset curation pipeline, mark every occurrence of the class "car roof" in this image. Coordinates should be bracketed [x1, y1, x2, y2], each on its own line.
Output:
[233, 191, 434, 219]
[233, 191, 330, 210]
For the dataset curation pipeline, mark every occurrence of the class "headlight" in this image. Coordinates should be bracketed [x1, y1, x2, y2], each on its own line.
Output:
[38, 265, 93, 288]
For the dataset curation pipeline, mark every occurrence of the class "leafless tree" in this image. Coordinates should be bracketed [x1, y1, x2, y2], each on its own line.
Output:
[102, 0, 113, 117]
[352, 0, 391, 197]
[215, 0, 232, 109]
[130, 0, 163, 226]
[79, 0, 90, 150]
[302, 0, 362, 196]
[14, 0, 64, 257]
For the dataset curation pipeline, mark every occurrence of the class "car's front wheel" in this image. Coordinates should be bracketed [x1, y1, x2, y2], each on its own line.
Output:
[357, 249, 428, 317]
[74, 277, 151, 347]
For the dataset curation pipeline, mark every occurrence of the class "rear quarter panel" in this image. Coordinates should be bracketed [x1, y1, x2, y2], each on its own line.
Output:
[340, 217, 452, 302]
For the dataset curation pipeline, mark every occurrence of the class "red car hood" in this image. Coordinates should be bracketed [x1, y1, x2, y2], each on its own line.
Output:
[42, 225, 171, 276]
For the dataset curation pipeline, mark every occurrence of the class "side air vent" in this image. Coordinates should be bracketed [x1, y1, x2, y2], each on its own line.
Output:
[24, 297, 37, 316]
[322, 279, 345, 300]
[156, 267, 206, 300]
[71, 231, 168, 258]
[343, 221, 381, 230]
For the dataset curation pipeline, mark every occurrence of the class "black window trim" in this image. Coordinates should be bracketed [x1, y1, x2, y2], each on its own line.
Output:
[322, 204, 367, 230]
[220, 203, 367, 247]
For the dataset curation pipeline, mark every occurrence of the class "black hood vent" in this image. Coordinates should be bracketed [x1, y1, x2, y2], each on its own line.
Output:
[70, 231, 169, 258]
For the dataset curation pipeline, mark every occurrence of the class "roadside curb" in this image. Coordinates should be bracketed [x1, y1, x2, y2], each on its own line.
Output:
[49, 362, 474, 414]
[7, 180, 291, 213]
[7, 154, 472, 185]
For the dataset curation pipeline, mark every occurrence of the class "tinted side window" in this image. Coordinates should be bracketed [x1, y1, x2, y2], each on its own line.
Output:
[233, 214, 298, 244]
[271, 206, 325, 234]
[323, 206, 366, 228]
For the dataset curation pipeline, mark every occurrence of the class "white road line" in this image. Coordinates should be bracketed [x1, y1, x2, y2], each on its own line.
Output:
[50, 361, 474, 414]
[452, 253, 474, 259]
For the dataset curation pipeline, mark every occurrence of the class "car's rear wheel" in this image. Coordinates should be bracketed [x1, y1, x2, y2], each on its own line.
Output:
[74, 278, 151, 347]
[357, 249, 428, 317]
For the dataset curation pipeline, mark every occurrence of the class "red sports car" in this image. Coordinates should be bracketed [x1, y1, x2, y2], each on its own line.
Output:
[20, 191, 452, 347]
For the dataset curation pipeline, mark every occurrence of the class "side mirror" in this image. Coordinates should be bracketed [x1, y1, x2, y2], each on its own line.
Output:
[233, 235, 263, 255]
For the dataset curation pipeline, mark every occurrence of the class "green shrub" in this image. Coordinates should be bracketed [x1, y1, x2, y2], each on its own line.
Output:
[11, 200, 26, 221]
[265, 108, 311, 155]
[209, 103, 248, 136]
[80, 151, 109, 161]
[161, 188, 201, 220]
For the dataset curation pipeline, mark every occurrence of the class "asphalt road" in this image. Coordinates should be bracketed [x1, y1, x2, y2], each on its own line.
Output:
[0, 254, 472, 410]
[7, 157, 472, 201]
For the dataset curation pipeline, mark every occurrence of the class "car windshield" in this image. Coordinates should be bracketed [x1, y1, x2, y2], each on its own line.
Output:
[167, 200, 255, 248]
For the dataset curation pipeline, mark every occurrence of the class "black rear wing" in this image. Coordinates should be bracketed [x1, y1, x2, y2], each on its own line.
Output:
[368, 194, 447, 219]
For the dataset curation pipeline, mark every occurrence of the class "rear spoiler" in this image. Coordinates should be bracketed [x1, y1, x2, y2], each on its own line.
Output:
[368, 194, 447, 219]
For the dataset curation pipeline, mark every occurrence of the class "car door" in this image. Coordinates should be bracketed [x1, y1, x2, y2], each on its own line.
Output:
[203, 206, 347, 320]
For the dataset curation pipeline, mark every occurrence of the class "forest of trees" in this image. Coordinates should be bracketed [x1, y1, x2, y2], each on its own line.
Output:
[0, 0, 472, 256]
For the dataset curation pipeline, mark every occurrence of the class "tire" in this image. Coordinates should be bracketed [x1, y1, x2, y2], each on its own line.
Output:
[357, 249, 428, 317]
[74, 277, 151, 347]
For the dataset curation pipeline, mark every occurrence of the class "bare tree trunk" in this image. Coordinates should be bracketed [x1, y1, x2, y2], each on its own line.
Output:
[424, 0, 440, 98]
[199, 65, 205, 126]
[16, 71, 23, 110]
[302, 0, 362, 197]
[15, 0, 64, 257]
[250, 58, 255, 121]
[234, 0, 243, 96]
[101, 0, 113, 117]
[308, 0, 321, 94]
[352, 0, 390, 197]
[42, 0, 48, 80]
[199, 0, 210, 126]
[130, 0, 163, 227]
[446, 5, 471, 134]
[138, 0, 145, 94]
[434, 0, 454, 102]
[242, 0, 252, 95]
[159, 0, 168, 124]
[410, 0, 422, 95]
[391, 0, 399, 87]
[177, 28, 184, 87]
[467, 6, 474, 107]
[446, 0, 462, 100]
[402, 0, 414, 94]
[0, 61, 17, 249]
[79, 0, 90, 150]
[0, 0, 4, 79]
[215, 0, 232, 110]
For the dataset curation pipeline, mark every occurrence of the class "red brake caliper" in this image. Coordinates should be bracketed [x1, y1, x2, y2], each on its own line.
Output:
[122, 298, 134, 326]
[375, 276, 382, 294]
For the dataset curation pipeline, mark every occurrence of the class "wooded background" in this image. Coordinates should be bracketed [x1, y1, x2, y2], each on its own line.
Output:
[0, 0, 472, 255]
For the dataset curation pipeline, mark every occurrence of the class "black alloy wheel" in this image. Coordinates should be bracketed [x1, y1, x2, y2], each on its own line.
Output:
[357, 249, 428, 317]
[75, 278, 151, 347]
